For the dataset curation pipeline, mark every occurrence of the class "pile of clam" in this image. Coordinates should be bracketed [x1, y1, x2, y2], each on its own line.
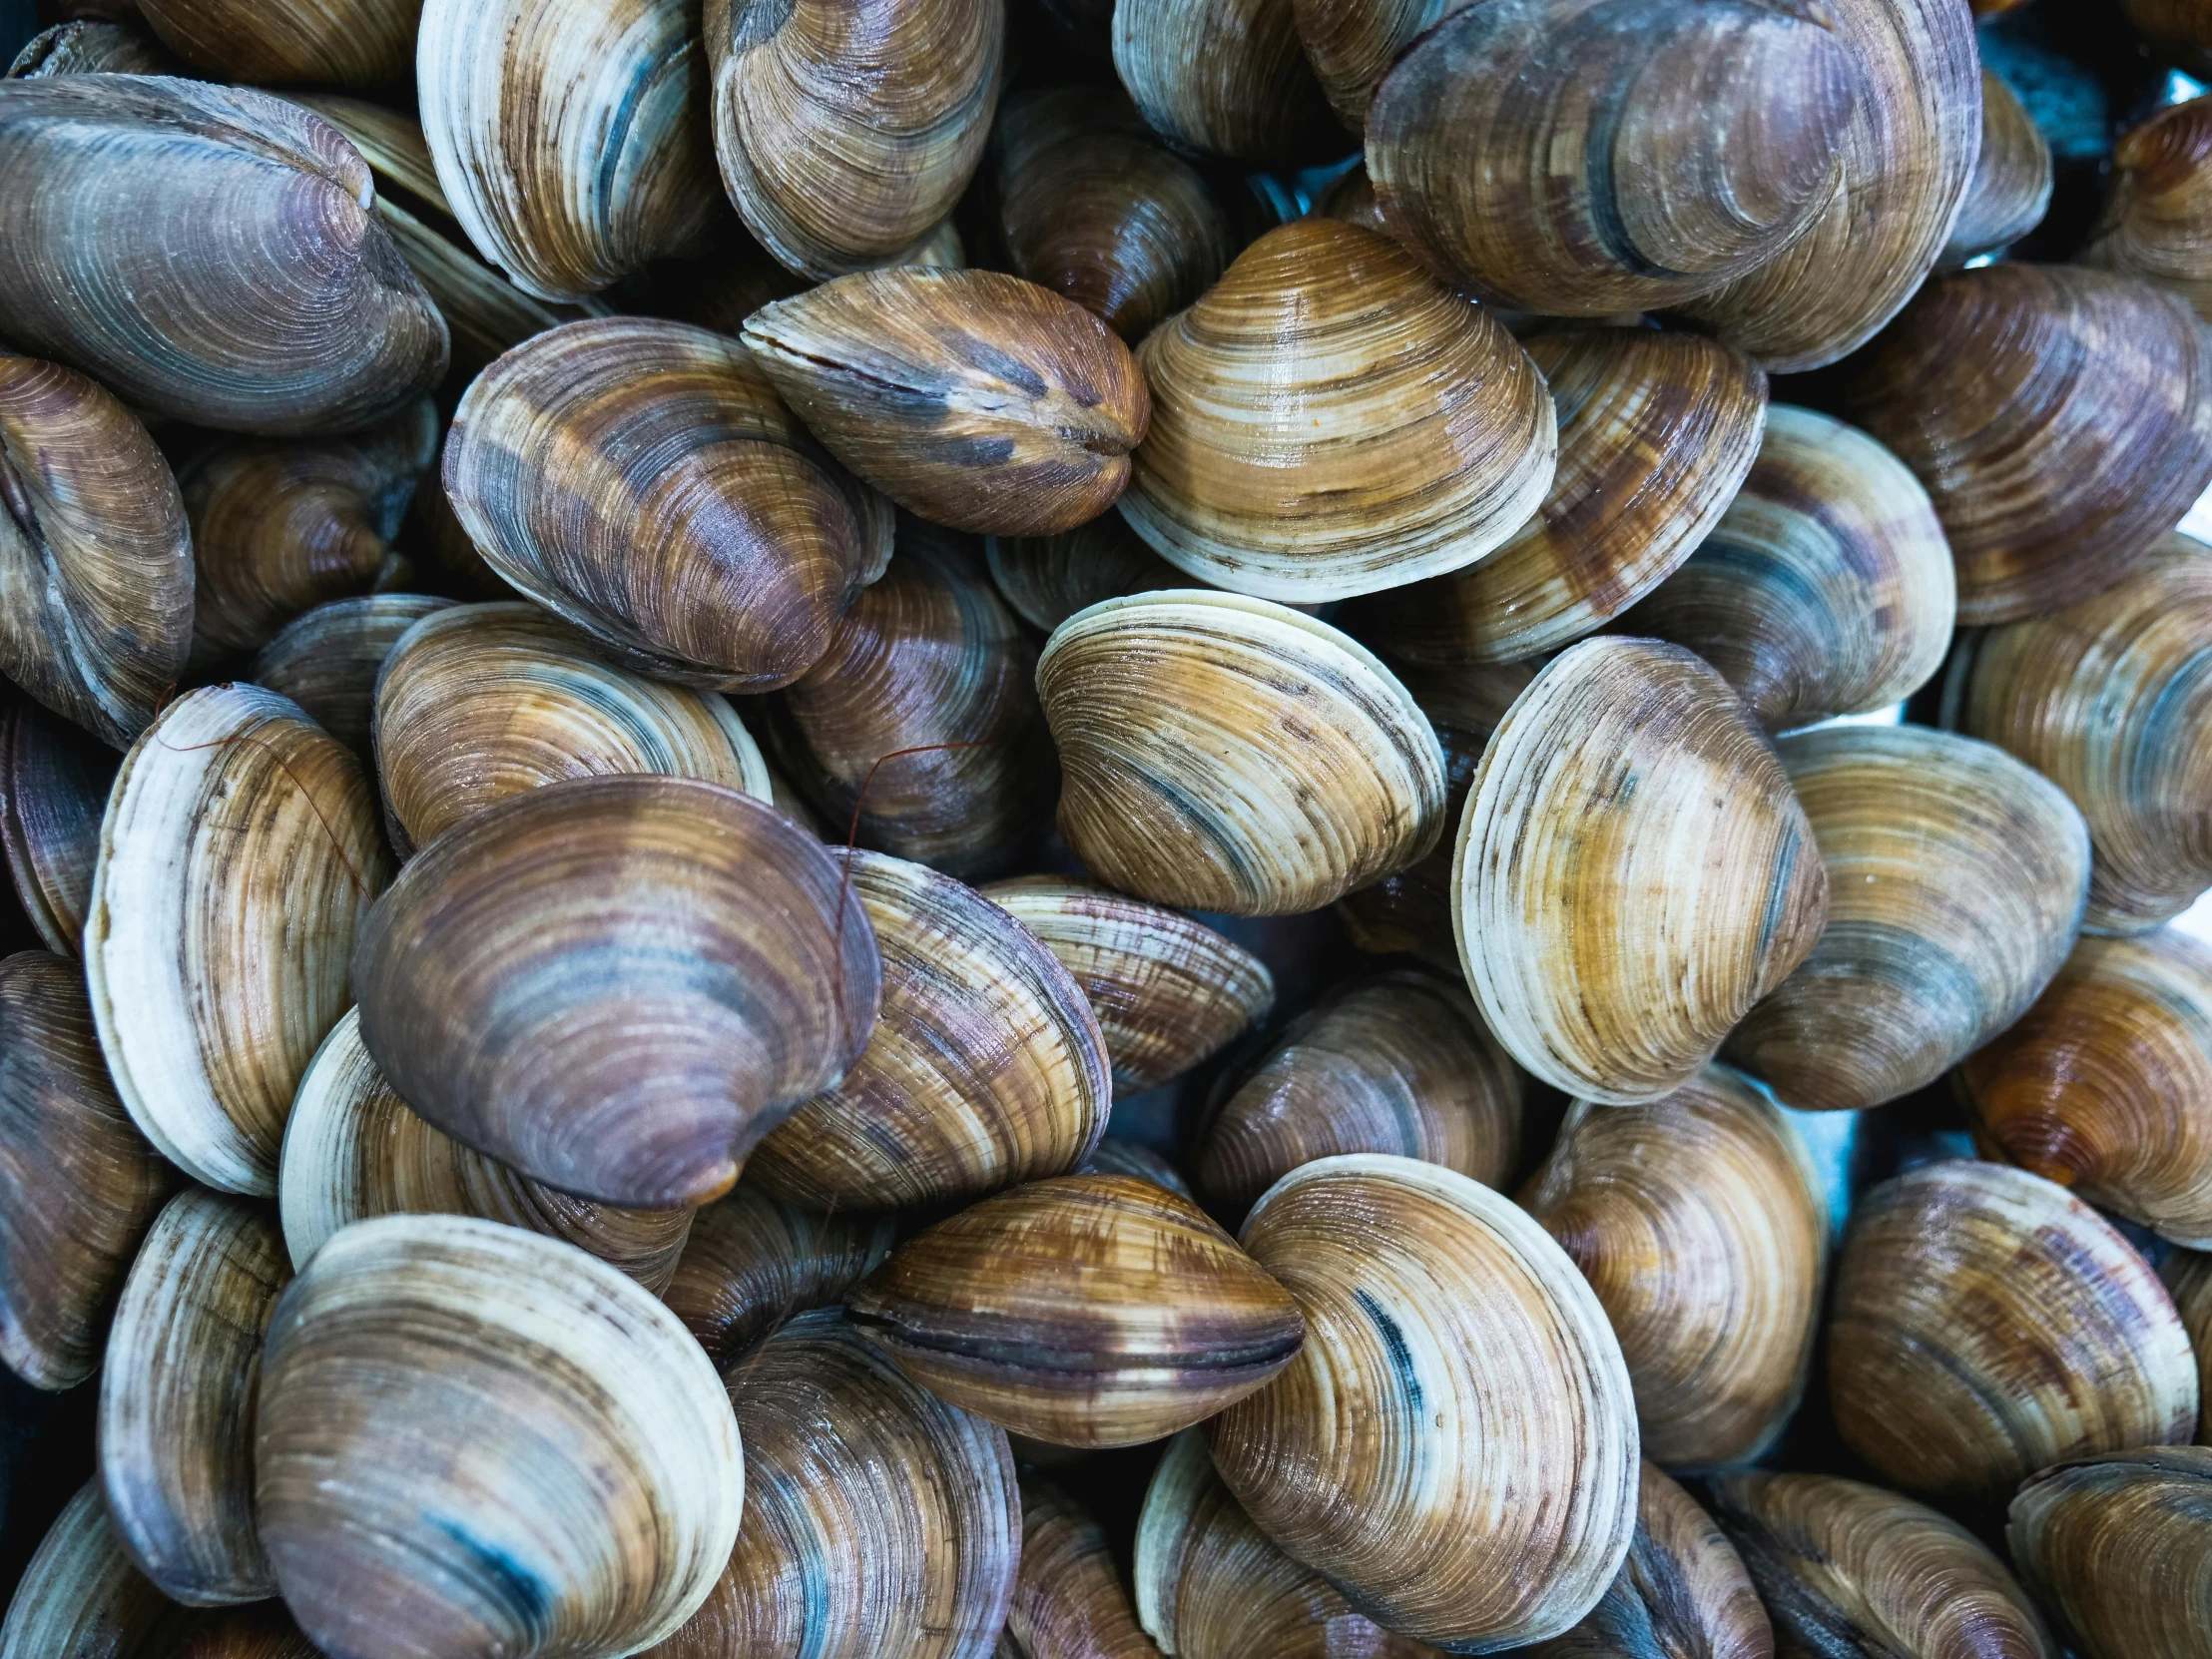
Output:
[7, 0, 2212, 1655]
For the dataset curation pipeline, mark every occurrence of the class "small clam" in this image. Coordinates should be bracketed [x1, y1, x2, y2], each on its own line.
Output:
[442, 316, 893, 693]
[137, 0, 419, 84]
[1454, 637, 1829, 1104]
[100, 1189, 289, 1605]
[0, 1481, 199, 1659]
[659, 1185, 893, 1371]
[746, 850, 1110, 1211]
[984, 515, 1184, 635]
[250, 594, 455, 763]
[2085, 95, 2212, 321]
[1829, 1159, 2198, 1504]
[1521, 1064, 1826, 1470]
[2009, 1448, 2212, 1659]
[1038, 592, 1447, 915]
[2163, 1246, 2212, 1428]
[1709, 1472, 2057, 1658]
[1207, 1155, 1639, 1650]
[0, 354, 193, 750]
[1194, 972, 1521, 1219]
[1121, 219, 1556, 603]
[1619, 406, 1955, 731]
[645, 1309, 1017, 1659]
[373, 602, 772, 857]
[979, 875, 1274, 1098]
[88, 684, 390, 1196]
[256, 1214, 744, 1659]
[181, 400, 438, 657]
[743, 268, 1149, 537]
[1000, 1478, 1155, 1659]
[0, 697, 116, 956]
[351, 775, 881, 1210]
[1722, 725, 2089, 1113]
[1111, 0, 1335, 164]
[846, 1173, 1305, 1447]
[0, 77, 447, 433]
[7, 18, 184, 76]
[281, 1009, 696, 1292]
[1837, 265, 2212, 623]
[1081, 1138, 1194, 1199]
[0, 950, 170, 1391]
[1940, 70, 2052, 269]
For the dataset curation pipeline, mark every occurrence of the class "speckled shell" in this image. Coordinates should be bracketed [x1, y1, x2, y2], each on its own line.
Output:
[1940, 69, 2052, 269]
[2009, 1448, 2212, 1659]
[659, 1185, 893, 1371]
[2085, 95, 2212, 322]
[139, 0, 419, 83]
[1038, 591, 1447, 916]
[984, 515, 1186, 634]
[0, 698, 116, 956]
[0, 78, 447, 434]
[87, 684, 391, 1197]
[1521, 1064, 1826, 1471]
[1723, 725, 2088, 1113]
[1207, 1155, 1640, 1651]
[1454, 638, 1829, 1104]
[1000, 1478, 1158, 1659]
[250, 594, 455, 763]
[1837, 265, 2212, 624]
[1829, 1159, 2198, 1504]
[747, 850, 1111, 1211]
[1121, 219, 1557, 603]
[1110, 0, 1335, 164]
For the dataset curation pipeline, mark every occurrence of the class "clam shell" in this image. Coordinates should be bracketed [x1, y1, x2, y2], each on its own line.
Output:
[139, 0, 418, 83]
[1121, 219, 1556, 603]
[0, 697, 116, 956]
[979, 874, 1274, 1097]
[281, 1009, 696, 1292]
[1520, 1064, 1826, 1471]
[99, 1189, 289, 1605]
[984, 515, 1185, 634]
[1722, 725, 2090, 1113]
[847, 1173, 1305, 1447]
[2009, 1448, 2212, 1659]
[442, 316, 892, 693]
[658, 1184, 893, 1371]
[87, 684, 390, 1197]
[250, 594, 455, 763]
[2129, 0, 2212, 75]
[373, 602, 772, 857]
[1342, 327, 1765, 666]
[1207, 1154, 1640, 1650]
[0, 1481, 201, 1659]
[256, 1213, 744, 1659]
[746, 850, 1110, 1211]
[1453, 637, 1829, 1104]
[1195, 971, 1521, 1219]
[1837, 265, 2212, 624]
[2084, 94, 2212, 322]
[1940, 69, 2052, 269]
[1080, 1137, 1194, 1199]
[1291, 0, 1455, 130]
[1620, 405, 1954, 731]
[1001, 1478, 1155, 1659]
[1038, 591, 1447, 916]
[0, 77, 448, 433]
[351, 775, 882, 1210]
[1828, 1159, 2198, 1503]
[2162, 1245, 2212, 1435]
[1110, 0, 1336, 164]
[0, 355, 193, 750]
[7, 18, 184, 76]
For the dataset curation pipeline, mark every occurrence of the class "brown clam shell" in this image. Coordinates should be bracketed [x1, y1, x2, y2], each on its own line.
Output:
[1940, 69, 2052, 269]
[2087, 93, 2212, 322]
[138, 0, 419, 84]
[2008, 1447, 2212, 1659]
[1110, 0, 1336, 165]
[250, 594, 455, 764]
[659, 1185, 893, 1372]
[0, 696, 116, 957]
[1000, 1479, 1158, 1659]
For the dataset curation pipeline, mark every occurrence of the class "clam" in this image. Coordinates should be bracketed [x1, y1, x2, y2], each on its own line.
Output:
[1721, 725, 2089, 1113]
[1950, 534, 2212, 932]
[1120, 219, 1556, 603]
[137, 0, 419, 84]
[0, 1481, 200, 1659]
[1709, 1472, 2057, 1658]
[373, 601, 773, 857]
[181, 400, 438, 657]
[659, 1185, 893, 1371]
[7, 17, 183, 75]
[2163, 1246, 2212, 1430]
[979, 874, 1274, 1097]
[771, 522, 1056, 879]
[1520, 1063, 1826, 1470]
[1828, 1159, 2198, 1504]
[2009, 1448, 2212, 1659]
[1365, 0, 1863, 315]
[1038, 592, 1447, 915]
[1081, 1138, 1194, 1199]
[249, 594, 454, 763]
[1194, 972, 1521, 1219]
[993, 88, 1237, 342]
[0, 950, 170, 1391]
[1207, 1154, 1639, 1650]
[442, 316, 893, 693]
[1342, 326, 1766, 667]
[1111, 0, 1337, 163]
[351, 775, 881, 1211]
[87, 683, 390, 1196]
[1454, 637, 1829, 1104]
[847, 1173, 1305, 1447]
[742, 268, 1149, 537]
[746, 850, 1109, 1210]
[708, 0, 1002, 279]
[256, 1213, 743, 1659]
[1674, 0, 1982, 371]
[984, 515, 1185, 635]
[0, 697, 116, 956]
[2085, 95, 2212, 322]
[646, 1309, 1017, 1659]
[99, 1189, 289, 1605]
[0, 354, 194, 750]
[417, 0, 721, 301]
[1618, 405, 1955, 731]
[1940, 70, 2052, 269]
[1291, 0, 1454, 131]
[281, 1009, 696, 1292]
[0, 77, 447, 433]
[1000, 1478, 1155, 1659]
[1837, 265, 2212, 624]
